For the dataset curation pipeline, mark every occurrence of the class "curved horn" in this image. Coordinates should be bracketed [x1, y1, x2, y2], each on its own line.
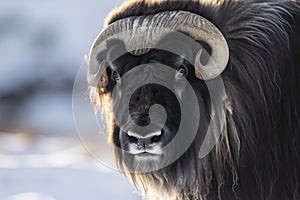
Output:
[184, 17, 229, 80]
[87, 59, 108, 90]
[194, 49, 226, 80]
[88, 10, 229, 89]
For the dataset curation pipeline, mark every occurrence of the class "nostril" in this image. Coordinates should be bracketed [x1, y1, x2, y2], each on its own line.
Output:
[150, 135, 162, 143]
[127, 134, 138, 144]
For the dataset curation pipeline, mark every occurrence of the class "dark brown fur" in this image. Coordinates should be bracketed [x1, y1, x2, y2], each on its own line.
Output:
[90, 0, 300, 199]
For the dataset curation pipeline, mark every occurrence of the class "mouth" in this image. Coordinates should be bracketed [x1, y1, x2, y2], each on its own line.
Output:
[122, 150, 164, 172]
[135, 151, 160, 156]
[133, 151, 163, 162]
[131, 149, 163, 156]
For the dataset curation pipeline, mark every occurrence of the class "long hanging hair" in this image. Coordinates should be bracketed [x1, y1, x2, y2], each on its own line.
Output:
[90, 0, 300, 199]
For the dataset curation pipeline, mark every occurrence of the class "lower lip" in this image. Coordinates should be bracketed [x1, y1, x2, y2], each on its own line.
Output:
[134, 153, 161, 160]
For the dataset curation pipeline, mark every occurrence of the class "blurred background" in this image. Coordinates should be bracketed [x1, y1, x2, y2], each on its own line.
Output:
[0, 0, 140, 199]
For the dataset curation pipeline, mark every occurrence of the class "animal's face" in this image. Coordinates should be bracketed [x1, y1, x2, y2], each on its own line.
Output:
[101, 37, 212, 172]
[88, 10, 229, 173]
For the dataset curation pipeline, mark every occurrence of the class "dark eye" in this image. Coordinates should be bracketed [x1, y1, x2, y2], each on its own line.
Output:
[176, 66, 188, 78]
[112, 71, 121, 83]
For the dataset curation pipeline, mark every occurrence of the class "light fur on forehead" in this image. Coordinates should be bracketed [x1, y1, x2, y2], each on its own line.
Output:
[104, 0, 223, 27]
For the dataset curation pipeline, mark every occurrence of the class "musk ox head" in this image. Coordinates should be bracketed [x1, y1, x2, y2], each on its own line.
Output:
[85, 0, 300, 199]
[87, 8, 236, 199]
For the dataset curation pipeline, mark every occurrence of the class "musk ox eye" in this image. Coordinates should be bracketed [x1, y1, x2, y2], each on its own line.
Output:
[176, 66, 188, 78]
[112, 71, 121, 83]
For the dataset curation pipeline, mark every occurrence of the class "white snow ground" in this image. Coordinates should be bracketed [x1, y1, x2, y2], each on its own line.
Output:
[0, 133, 140, 200]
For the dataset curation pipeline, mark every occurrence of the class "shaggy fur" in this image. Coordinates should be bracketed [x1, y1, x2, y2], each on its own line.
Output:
[90, 0, 300, 199]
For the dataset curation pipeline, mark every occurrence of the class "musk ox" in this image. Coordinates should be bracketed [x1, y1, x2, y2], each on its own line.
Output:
[87, 0, 300, 199]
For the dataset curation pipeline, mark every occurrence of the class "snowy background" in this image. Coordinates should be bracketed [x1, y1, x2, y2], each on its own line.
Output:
[0, 0, 140, 199]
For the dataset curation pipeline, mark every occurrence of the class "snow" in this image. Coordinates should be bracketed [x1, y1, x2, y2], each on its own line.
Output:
[6, 193, 56, 200]
[0, 168, 140, 200]
[0, 1, 141, 199]
[0, 133, 140, 200]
